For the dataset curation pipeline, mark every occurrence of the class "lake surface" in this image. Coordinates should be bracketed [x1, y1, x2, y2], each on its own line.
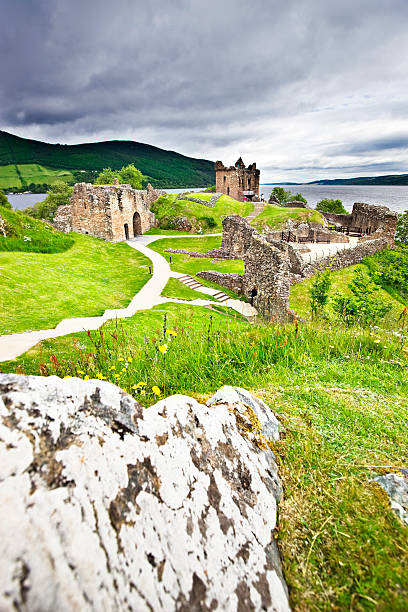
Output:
[260, 185, 408, 214]
[7, 185, 408, 214]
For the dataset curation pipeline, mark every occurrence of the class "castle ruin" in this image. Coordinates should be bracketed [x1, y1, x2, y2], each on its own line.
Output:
[215, 158, 260, 202]
[54, 182, 164, 241]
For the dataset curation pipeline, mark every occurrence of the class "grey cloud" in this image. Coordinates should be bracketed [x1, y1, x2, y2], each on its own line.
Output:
[1, 0, 408, 180]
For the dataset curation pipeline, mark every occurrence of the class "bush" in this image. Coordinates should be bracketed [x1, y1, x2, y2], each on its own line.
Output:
[309, 270, 332, 318]
[0, 190, 11, 209]
[364, 243, 408, 302]
[95, 164, 145, 189]
[25, 181, 73, 222]
[332, 268, 391, 325]
[316, 198, 347, 214]
[396, 209, 408, 243]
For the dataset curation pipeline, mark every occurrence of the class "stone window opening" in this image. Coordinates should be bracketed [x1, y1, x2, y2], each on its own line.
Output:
[124, 223, 129, 240]
[250, 287, 257, 306]
[224, 175, 226, 183]
[227, 186, 230, 195]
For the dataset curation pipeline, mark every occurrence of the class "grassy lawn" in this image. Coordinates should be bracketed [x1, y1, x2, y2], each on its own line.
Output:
[251, 203, 324, 231]
[0, 164, 74, 190]
[149, 236, 244, 275]
[0, 233, 150, 334]
[1, 298, 408, 608]
[151, 193, 253, 233]
[161, 277, 216, 301]
[289, 263, 406, 321]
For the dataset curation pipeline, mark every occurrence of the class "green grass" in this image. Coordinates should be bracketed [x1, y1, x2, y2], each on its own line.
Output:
[289, 263, 405, 321]
[144, 228, 197, 236]
[0, 205, 74, 253]
[0, 164, 75, 190]
[1, 300, 408, 609]
[151, 193, 253, 233]
[0, 233, 150, 334]
[149, 236, 244, 276]
[250, 203, 324, 231]
[161, 277, 216, 301]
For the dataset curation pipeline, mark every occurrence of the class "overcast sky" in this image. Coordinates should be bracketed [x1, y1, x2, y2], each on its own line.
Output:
[1, 0, 408, 182]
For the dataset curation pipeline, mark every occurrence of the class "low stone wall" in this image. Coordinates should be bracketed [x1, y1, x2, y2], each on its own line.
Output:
[196, 271, 244, 294]
[177, 193, 222, 208]
[282, 200, 309, 209]
[310, 237, 389, 275]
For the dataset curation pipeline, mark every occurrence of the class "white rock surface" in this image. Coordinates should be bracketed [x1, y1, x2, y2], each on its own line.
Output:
[0, 374, 289, 612]
[374, 472, 408, 525]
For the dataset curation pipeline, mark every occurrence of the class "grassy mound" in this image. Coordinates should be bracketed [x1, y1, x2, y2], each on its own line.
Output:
[0, 232, 150, 334]
[250, 203, 324, 231]
[150, 193, 253, 233]
[0, 205, 74, 253]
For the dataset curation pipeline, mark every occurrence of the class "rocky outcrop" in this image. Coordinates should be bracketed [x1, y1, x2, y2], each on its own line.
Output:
[0, 374, 289, 611]
[373, 472, 408, 526]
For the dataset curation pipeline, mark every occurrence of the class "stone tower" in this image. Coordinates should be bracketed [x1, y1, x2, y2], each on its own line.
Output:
[214, 158, 260, 202]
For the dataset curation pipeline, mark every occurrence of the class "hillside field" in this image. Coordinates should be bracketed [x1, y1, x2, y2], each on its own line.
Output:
[0, 130, 215, 189]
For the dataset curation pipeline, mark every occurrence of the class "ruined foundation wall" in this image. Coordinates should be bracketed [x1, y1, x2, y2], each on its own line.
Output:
[196, 271, 244, 294]
[68, 183, 162, 241]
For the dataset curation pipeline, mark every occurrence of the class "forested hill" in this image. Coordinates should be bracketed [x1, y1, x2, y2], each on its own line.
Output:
[0, 130, 215, 188]
[309, 174, 408, 186]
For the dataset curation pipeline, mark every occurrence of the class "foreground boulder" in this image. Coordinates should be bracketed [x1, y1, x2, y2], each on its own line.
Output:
[0, 374, 289, 611]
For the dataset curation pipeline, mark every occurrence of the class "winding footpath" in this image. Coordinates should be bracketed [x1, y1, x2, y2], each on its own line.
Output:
[0, 234, 257, 363]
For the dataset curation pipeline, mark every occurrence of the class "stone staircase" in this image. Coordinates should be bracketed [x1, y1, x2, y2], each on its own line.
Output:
[245, 201, 266, 222]
[177, 274, 230, 303]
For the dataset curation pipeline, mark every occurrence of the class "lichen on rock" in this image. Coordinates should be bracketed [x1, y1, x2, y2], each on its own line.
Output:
[0, 374, 289, 611]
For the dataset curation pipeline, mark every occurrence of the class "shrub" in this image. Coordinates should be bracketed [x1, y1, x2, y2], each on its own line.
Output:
[0, 190, 11, 209]
[396, 209, 408, 244]
[309, 270, 332, 318]
[25, 181, 73, 222]
[332, 268, 391, 325]
[269, 187, 307, 206]
[316, 198, 347, 214]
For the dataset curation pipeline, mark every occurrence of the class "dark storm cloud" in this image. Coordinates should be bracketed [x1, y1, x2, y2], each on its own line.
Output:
[2, 0, 408, 179]
[344, 136, 408, 154]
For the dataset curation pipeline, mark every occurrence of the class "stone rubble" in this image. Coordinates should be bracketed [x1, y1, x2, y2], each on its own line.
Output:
[0, 374, 290, 612]
[373, 472, 408, 526]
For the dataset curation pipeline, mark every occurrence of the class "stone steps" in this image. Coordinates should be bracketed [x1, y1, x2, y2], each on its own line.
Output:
[177, 275, 230, 302]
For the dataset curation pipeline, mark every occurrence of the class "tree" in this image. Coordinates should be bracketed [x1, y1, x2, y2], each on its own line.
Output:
[95, 164, 145, 189]
[25, 181, 73, 221]
[0, 190, 11, 209]
[95, 167, 118, 185]
[316, 198, 347, 214]
[118, 164, 143, 189]
[396, 209, 408, 243]
[269, 187, 307, 206]
[269, 187, 292, 205]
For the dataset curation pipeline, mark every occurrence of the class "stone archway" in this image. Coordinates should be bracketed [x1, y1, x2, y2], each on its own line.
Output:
[133, 212, 142, 236]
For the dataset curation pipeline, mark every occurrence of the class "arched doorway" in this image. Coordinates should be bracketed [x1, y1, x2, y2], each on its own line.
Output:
[124, 223, 129, 240]
[133, 211, 142, 236]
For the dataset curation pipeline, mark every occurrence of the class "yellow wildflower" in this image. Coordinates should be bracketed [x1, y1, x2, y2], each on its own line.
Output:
[152, 385, 161, 396]
[141, 389, 146, 396]
[159, 344, 168, 354]
[63, 375, 71, 379]
[128, 357, 133, 363]
[109, 365, 116, 371]
[77, 369, 84, 375]
[84, 375, 90, 381]
[114, 373, 120, 379]
[167, 329, 177, 337]
[131, 381, 146, 390]
[118, 358, 124, 362]
[96, 373, 106, 380]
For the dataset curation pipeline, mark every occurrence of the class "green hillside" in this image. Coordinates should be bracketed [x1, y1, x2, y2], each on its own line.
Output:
[0, 130, 215, 189]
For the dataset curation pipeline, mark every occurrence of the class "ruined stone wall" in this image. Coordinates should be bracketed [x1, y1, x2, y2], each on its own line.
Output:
[220, 215, 258, 257]
[53, 204, 73, 233]
[306, 237, 389, 277]
[322, 203, 397, 245]
[69, 183, 163, 241]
